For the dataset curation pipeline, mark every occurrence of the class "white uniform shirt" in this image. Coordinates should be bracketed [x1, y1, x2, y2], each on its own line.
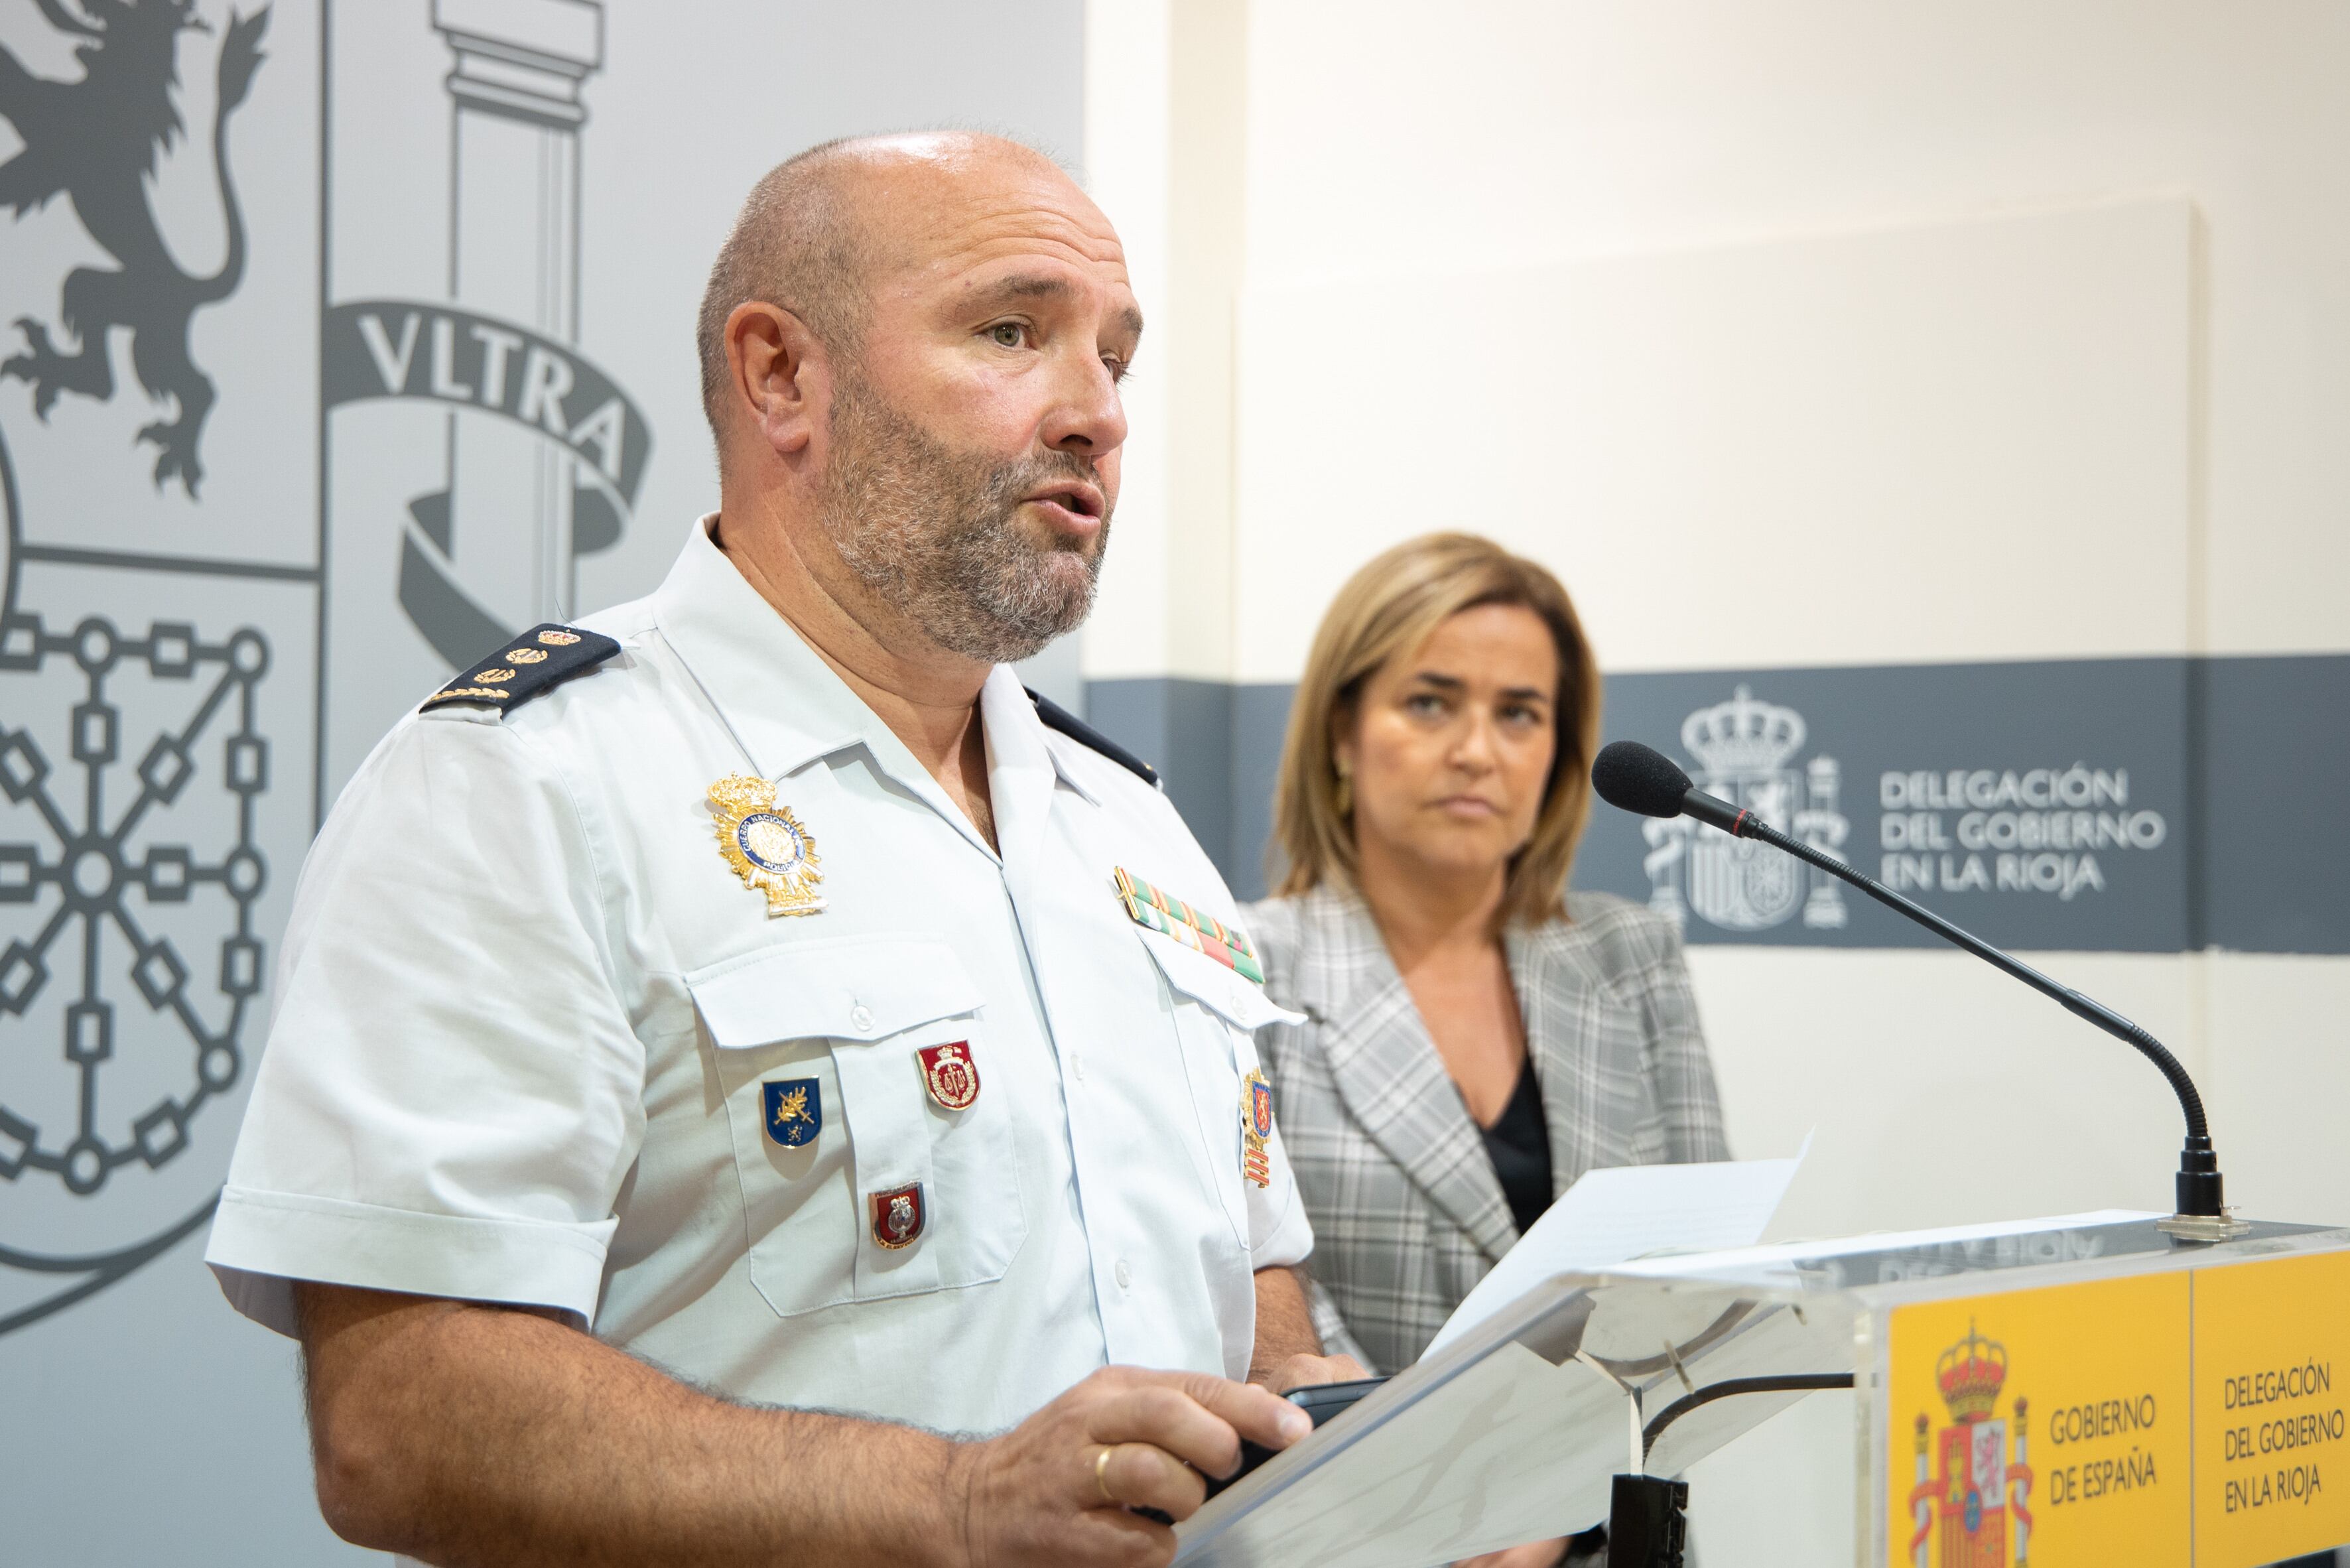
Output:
[205, 516, 1311, 1434]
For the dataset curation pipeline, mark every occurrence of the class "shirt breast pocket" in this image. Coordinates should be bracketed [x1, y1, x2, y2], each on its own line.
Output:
[1133, 927, 1304, 1248]
[686, 937, 1026, 1318]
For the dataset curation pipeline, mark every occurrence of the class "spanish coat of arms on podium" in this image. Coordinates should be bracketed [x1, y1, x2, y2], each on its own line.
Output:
[1906, 1323, 2036, 1568]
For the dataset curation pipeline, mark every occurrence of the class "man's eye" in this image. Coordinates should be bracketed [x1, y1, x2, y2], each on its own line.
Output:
[989, 322, 1027, 349]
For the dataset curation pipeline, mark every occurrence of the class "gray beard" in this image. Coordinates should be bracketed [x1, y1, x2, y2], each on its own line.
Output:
[817, 372, 1109, 665]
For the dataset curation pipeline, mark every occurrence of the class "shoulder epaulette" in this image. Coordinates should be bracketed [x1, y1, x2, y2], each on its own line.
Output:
[1027, 687, 1159, 788]
[422, 623, 620, 715]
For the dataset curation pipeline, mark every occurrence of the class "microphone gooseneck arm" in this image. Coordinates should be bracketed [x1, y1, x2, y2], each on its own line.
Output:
[1685, 787, 2224, 1219]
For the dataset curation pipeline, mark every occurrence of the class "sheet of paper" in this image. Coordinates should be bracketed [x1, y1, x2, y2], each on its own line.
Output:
[1173, 1341, 1621, 1567]
[1422, 1146, 1805, 1359]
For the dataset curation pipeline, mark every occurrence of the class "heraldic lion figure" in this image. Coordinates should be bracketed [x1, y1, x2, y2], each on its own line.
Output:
[0, 0, 271, 498]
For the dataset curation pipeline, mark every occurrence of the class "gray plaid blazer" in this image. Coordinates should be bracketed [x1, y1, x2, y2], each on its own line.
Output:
[1246, 884, 1729, 1375]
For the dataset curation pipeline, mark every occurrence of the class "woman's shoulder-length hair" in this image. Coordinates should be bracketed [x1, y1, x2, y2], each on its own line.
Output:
[1268, 531, 1603, 930]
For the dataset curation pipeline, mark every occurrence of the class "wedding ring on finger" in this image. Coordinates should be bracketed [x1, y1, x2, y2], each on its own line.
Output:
[1095, 1443, 1118, 1504]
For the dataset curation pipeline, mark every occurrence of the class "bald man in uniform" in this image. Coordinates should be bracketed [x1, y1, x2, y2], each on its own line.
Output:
[204, 133, 1362, 1567]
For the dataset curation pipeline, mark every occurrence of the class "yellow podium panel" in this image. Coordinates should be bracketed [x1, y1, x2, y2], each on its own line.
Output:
[1886, 1270, 2193, 1568]
[2192, 1248, 2350, 1567]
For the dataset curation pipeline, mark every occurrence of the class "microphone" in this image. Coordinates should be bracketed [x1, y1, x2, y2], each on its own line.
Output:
[1591, 740, 2238, 1235]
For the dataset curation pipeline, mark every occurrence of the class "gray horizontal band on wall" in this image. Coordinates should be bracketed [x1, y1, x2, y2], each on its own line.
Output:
[1084, 654, 2350, 956]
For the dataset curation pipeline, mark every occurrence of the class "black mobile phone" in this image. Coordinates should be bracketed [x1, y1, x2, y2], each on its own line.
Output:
[1201, 1375, 1389, 1502]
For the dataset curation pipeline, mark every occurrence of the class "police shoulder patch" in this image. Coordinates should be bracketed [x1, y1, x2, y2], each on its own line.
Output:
[1027, 686, 1159, 789]
[421, 623, 621, 715]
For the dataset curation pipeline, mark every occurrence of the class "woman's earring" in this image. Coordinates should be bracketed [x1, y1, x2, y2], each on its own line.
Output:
[1333, 759, 1352, 817]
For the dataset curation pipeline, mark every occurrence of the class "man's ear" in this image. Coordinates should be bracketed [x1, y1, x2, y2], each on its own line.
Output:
[725, 301, 829, 463]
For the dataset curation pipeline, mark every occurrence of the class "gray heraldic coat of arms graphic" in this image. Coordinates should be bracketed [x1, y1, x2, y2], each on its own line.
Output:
[0, 0, 647, 1338]
[0, 0, 307, 1337]
[1640, 685, 1853, 934]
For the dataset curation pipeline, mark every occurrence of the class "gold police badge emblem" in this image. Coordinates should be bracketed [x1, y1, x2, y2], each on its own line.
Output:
[708, 774, 825, 916]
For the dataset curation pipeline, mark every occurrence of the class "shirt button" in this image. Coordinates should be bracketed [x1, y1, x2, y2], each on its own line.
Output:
[850, 1004, 875, 1033]
[1114, 1259, 1133, 1290]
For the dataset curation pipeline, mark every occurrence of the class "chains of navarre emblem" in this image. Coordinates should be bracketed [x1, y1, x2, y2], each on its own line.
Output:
[1240, 1069, 1274, 1189]
[708, 774, 825, 916]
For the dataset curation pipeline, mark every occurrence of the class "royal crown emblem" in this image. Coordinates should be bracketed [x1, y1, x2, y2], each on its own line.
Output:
[1640, 686, 1851, 933]
[1937, 1322, 2009, 1423]
[1906, 1322, 2034, 1568]
[708, 775, 825, 917]
[1683, 685, 1810, 777]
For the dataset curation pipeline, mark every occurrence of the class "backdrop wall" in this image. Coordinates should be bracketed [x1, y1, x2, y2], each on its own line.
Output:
[1080, 4, 2350, 1559]
[0, 2, 1081, 1559]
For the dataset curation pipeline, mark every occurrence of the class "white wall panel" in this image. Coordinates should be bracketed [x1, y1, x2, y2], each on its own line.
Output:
[1235, 200, 2193, 682]
[1080, 0, 1176, 681]
[1696, 946, 2350, 1234]
[1690, 947, 2204, 1236]
[1241, 0, 2350, 661]
[1079, 0, 1248, 684]
[2203, 954, 2350, 1223]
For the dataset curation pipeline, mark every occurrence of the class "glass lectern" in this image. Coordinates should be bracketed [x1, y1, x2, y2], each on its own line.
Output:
[1175, 1213, 2350, 1568]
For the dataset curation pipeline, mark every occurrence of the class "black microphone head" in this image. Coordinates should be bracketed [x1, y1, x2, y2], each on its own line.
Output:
[1592, 741, 1694, 818]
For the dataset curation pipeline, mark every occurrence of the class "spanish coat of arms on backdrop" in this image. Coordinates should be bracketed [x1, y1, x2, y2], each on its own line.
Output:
[1638, 685, 1852, 933]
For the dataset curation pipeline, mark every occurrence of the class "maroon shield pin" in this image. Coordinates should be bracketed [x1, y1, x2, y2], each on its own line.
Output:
[917, 1041, 980, 1111]
[870, 1183, 926, 1249]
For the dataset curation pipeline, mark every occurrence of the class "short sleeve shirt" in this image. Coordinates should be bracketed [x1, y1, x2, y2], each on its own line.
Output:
[204, 516, 1312, 1435]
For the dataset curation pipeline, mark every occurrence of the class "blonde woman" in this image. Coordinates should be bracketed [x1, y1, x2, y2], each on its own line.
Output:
[1247, 534, 1728, 1564]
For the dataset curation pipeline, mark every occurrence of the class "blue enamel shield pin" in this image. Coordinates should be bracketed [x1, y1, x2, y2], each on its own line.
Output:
[763, 1078, 822, 1147]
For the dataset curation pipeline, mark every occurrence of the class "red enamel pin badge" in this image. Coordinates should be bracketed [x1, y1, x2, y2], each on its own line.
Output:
[917, 1041, 980, 1111]
[870, 1183, 926, 1250]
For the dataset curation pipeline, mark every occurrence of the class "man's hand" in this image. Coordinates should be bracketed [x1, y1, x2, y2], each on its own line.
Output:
[954, 1365, 1311, 1568]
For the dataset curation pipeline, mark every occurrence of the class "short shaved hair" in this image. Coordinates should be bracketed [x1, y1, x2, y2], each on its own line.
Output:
[695, 138, 874, 437]
[694, 131, 1065, 450]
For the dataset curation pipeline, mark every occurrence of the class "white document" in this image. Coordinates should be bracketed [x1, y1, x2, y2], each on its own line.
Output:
[1422, 1148, 1805, 1359]
[1173, 1340, 1624, 1567]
